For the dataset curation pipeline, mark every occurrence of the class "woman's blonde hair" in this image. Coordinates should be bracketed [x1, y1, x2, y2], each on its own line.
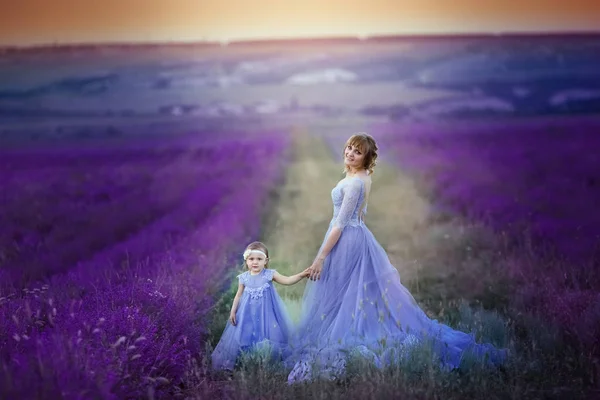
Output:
[343, 133, 378, 175]
[243, 241, 269, 269]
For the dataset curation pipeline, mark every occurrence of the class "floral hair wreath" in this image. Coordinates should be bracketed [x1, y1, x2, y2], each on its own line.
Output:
[243, 249, 268, 261]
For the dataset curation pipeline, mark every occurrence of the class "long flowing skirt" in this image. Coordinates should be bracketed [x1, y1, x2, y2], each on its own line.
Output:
[286, 222, 508, 382]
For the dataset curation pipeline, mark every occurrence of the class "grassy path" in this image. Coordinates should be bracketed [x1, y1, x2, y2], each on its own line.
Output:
[259, 127, 343, 320]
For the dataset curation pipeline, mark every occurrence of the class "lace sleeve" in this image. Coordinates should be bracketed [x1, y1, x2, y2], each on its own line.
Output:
[333, 178, 363, 230]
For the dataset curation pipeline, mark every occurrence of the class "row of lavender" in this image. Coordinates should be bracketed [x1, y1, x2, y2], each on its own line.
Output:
[0, 131, 290, 399]
[372, 117, 600, 346]
[380, 118, 600, 261]
[0, 133, 265, 289]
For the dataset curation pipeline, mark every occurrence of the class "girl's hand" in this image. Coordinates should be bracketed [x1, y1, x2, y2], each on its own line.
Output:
[300, 267, 312, 278]
[229, 310, 237, 326]
[309, 258, 324, 281]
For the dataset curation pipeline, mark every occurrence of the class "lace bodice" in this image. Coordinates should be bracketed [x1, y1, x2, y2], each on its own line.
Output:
[331, 176, 367, 229]
[237, 269, 275, 300]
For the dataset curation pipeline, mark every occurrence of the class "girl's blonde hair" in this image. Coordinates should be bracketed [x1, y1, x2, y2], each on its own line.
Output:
[343, 133, 379, 175]
[243, 241, 269, 269]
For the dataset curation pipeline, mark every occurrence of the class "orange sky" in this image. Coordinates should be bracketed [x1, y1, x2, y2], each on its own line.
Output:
[1, 0, 599, 46]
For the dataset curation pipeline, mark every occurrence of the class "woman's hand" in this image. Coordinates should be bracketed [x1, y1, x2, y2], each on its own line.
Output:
[308, 258, 324, 281]
[229, 310, 237, 326]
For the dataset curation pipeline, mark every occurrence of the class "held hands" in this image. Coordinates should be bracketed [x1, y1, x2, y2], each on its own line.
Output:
[299, 267, 312, 279]
[308, 257, 324, 281]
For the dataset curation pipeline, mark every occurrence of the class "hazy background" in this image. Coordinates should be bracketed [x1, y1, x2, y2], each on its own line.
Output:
[1, 1, 599, 259]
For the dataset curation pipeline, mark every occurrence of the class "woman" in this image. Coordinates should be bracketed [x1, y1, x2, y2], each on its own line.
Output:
[286, 133, 508, 383]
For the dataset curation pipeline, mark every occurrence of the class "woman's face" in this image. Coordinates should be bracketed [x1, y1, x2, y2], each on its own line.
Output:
[344, 143, 365, 171]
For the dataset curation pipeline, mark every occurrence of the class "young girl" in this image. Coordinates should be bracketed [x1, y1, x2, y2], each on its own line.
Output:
[211, 241, 311, 370]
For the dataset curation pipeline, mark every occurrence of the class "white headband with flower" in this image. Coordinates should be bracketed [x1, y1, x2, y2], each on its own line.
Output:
[243, 249, 268, 260]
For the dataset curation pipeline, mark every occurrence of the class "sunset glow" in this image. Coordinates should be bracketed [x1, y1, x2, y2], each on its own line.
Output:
[1, 0, 599, 46]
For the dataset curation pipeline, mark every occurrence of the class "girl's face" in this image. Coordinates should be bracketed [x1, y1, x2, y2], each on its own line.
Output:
[246, 251, 268, 274]
[344, 143, 365, 171]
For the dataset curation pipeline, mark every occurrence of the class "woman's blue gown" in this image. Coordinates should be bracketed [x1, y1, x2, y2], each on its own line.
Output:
[286, 176, 508, 382]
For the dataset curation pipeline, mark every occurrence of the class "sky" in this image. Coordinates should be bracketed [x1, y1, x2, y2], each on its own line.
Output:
[1, 0, 599, 46]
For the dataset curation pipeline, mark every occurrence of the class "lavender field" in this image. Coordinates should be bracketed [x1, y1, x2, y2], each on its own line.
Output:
[322, 116, 599, 247]
[377, 116, 600, 262]
[0, 130, 290, 398]
[1, 34, 600, 399]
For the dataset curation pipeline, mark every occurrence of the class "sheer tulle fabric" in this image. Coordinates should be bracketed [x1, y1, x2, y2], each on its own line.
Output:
[211, 269, 293, 370]
[285, 177, 508, 382]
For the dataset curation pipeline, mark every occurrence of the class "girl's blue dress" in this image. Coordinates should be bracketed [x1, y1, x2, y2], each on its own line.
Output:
[286, 176, 509, 382]
[211, 268, 293, 370]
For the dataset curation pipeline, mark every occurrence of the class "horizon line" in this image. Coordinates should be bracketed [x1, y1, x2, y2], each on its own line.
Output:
[2, 29, 600, 51]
